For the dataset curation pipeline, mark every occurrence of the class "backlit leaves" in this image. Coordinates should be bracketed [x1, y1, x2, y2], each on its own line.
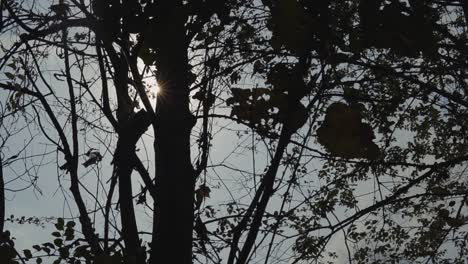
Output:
[226, 86, 308, 134]
[226, 87, 285, 134]
[358, 0, 439, 57]
[317, 102, 379, 159]
[0, 232, 18, 264]
[270, 0, 312, 54]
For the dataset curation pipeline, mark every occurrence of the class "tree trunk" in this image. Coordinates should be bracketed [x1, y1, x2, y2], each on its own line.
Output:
[151, 111, 195, 263]
[115, 138, 143, 264]
[0, 158, 4, 234]
[150, 2, 195, 263]
[115, 111, 151, 264]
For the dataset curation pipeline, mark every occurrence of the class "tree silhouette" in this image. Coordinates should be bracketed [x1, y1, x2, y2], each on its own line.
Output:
[0, 0, 467, 263]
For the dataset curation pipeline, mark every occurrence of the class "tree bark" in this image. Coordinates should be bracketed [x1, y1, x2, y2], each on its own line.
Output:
[105, 36, 152, 262]
[0, 157, 4, 234]
[114, 108, 151, 264]
[115, 138, 143, 264]
[151, 112, 195, 263]
[150, 1, 195, 263]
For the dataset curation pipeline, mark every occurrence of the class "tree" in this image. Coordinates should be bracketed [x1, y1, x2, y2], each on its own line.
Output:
[0, 0, 467, 263]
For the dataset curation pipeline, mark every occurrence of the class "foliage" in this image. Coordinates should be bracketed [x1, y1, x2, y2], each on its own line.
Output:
[0, 0, 467, 263]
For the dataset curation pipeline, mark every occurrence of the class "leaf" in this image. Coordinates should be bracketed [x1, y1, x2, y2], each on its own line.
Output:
[136, 192, 146, 205]
[230, 72, 241, 84]
[431, 186, 449, 195]
[73, 245, 89, 258]
[50, 3, 69, 14]
[270, 0, 312, 54]
[66, 221, 76, 228]
[288, 102, 308, 130]
[253, 60, 265, 74]
[17, 74, 26, 81]
[54, 238, 63, 247]
[65, 227, 74, 237]
[42, 242, 55, 249]
[23, 249, 32, 259]
[206, 93, 216, 107]
[59, 247, 69, 258]
[65, 228, 75, 241]
[138, 47, 156, 65]
[74, 33, 86, 41]
[36, 257, 43, 264]
[192, 91, 204, 101]
[446, 217, 464, 228]
[317, 102, 379, 159]
[437, 208, 450, 219]
[196, 185, 211, 199]
[227, 87, 289, 133]
[267, 64, 309, 98]
[6, 63, 16, 70]
[52, 231, 61, 237]
[5, 72, 15, 79]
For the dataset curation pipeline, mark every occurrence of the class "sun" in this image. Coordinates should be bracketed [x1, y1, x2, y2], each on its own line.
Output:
[154, 84, 160, 95]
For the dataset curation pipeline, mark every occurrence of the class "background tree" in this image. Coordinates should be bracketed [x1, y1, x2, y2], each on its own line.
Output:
[0, 0, 467, 263]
